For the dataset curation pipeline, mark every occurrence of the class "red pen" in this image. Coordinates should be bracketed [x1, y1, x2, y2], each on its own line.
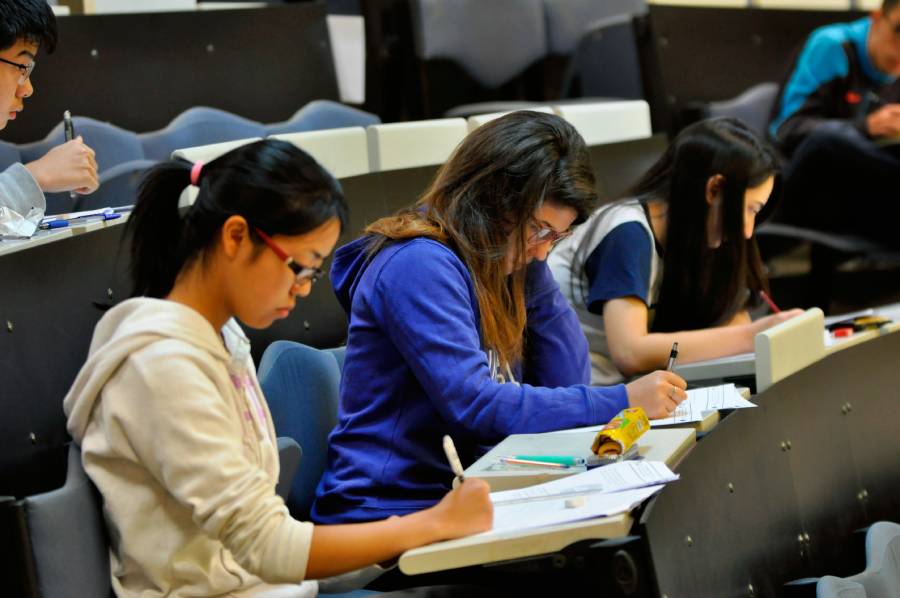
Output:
[759, 290, 781, 314]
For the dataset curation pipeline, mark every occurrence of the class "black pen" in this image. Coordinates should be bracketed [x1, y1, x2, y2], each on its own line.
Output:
[63, 110, 76, 199]
[666, 342, 679, 371]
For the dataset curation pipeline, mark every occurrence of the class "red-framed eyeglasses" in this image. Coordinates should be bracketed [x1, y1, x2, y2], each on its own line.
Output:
[253, 227, 323, 285]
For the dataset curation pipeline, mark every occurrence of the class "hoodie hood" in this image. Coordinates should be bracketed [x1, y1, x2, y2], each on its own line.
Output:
[330, 236, 376, 315]
[63, 298, 237, 443]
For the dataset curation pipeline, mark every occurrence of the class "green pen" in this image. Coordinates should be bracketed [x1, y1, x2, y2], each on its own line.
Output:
[510, 455, 587, 467]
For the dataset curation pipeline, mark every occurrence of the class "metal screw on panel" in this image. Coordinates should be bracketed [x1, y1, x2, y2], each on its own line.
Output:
[107, 288, 114, 299]
[780, 441, 788, 452]
[29, 432, 36, 444]
[90, 48, 99, 59]
[803, 533, 810, 543]
[206, 44, 215, 53]
[303, 320, 310, 331]
[841, 404, 849, 414]
[797, 533, 804, 544]
[748, 583, 756, 597]
[846, 402, 852, 412]
[727, 482, 735, 494]
[685, 535, 693, 547]
[6, 320, 12, 332]
[785, 440, 792, 450]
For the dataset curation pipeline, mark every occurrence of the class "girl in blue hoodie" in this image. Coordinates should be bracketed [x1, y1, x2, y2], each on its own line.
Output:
[313, 112, 687, 525]
[63, 140, 492, 597]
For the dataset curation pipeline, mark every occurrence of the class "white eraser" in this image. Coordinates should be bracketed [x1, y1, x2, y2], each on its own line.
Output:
[565, 496, 586, 509]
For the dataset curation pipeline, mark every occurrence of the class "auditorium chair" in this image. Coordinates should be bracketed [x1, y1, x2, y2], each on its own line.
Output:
[5, 439, 302, 598]
[411, 0, 549, 118]
[265, 99, 381, 136]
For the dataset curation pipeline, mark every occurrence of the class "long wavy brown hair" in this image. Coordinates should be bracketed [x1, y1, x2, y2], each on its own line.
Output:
[366, 111, 598, 369]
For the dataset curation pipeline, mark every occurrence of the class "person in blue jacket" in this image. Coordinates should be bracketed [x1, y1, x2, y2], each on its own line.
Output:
[770, 0, 900, 250]
[312, 111, 687, 524]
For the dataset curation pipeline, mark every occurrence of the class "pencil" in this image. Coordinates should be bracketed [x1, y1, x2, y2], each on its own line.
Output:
[759, 290, 781, 314]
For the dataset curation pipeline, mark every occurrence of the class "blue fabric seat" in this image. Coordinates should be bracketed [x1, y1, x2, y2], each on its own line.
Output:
[0, 140, 22, 172]
[258, 341, 345, 521]
[265, 100, 380, 136]
[140, 106, 267, 161]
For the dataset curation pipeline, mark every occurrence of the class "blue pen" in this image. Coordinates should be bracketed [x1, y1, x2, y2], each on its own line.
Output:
[39, 219, 69, 230]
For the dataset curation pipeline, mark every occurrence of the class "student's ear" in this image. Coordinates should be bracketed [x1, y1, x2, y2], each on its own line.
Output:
[221, 215, 250, 260]
[705, 175, 724, 249]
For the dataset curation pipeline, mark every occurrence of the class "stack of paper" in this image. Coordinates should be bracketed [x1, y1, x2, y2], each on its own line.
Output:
[651, 383, 755, 427]
[480, 461, 679, 536]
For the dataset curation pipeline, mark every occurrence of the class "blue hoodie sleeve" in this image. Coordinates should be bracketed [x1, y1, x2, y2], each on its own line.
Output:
[522, 259, 591, 388]
[371, 242, 628, 442]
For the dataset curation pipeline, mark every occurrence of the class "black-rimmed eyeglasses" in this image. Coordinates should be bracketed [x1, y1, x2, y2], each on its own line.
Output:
[0, 57, 35, 86]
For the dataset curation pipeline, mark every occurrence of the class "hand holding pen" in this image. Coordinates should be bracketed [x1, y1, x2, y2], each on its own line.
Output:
[752, 290, 804, 337]
[442, 435, 466, 483]
[24, 111, 99, 196]
[64, 111, 77, 199]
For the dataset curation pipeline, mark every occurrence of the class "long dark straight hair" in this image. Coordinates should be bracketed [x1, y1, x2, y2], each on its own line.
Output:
[128, 139, 347, 298]
[366, 111, 598, 368]
[629, 117, 781, 332]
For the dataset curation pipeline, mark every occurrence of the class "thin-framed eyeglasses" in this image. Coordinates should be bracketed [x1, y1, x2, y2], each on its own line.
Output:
[0, 57, 35, 86]
[253, 227, 323, 285]
[526, 220, 572, 247]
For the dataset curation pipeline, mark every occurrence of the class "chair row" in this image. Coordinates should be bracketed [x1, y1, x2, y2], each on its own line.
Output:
[0, 100, 380, 214]
[173, 101, 653, 182]
[407, 0, 651, 118]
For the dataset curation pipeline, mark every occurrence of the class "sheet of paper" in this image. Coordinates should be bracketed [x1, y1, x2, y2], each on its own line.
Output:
[481, 484, 665, 536]
[490, 460, 678, 506]
[650, 383, 755, 427]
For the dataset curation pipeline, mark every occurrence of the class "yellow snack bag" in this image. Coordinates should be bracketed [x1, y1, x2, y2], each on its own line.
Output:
[591, 407, 650, 456]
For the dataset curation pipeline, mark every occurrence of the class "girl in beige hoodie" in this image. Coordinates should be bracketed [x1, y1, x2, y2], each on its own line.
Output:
[63, 140, 492, 598]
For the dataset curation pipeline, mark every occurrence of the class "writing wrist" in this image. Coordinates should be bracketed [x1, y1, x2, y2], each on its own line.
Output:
[24, 161, 49, 191]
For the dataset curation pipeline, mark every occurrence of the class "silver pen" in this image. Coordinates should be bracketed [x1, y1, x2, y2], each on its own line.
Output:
[442, 435, 466, 483]
[63, 110, 77, 199]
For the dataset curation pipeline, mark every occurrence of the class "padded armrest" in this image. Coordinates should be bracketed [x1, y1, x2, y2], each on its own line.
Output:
[276, 436, 302, 501]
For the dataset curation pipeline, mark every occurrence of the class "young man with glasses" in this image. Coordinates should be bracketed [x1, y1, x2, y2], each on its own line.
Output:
[770, 0, 900, 250]
[0, 0, 98, 216]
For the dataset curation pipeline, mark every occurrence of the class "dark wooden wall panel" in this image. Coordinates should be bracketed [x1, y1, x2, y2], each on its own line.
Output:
[7, 3, 339, 143]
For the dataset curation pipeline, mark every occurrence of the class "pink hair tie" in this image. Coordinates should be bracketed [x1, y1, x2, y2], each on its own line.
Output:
[190, 160, 205, 186]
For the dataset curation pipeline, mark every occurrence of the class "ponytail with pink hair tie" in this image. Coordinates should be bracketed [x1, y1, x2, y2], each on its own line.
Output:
[190, 160, 204, 186]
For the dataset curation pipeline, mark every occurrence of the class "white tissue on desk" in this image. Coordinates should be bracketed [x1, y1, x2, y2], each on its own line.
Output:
[0, 206, 42, 239]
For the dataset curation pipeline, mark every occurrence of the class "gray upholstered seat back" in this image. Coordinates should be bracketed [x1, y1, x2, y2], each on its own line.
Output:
[542, 0, 647, 55]
[817, 522, 900, 598]
[24, 444, 111, 598]
[411, 0, 547, 89]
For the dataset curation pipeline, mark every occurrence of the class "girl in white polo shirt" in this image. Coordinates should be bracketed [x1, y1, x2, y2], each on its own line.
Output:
[549, 118, 802, 384]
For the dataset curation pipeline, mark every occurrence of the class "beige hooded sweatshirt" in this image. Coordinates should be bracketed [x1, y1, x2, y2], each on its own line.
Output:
[63, 298, 316, 597]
